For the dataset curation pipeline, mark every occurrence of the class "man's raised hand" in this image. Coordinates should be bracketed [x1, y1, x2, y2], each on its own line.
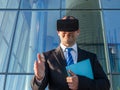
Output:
[34, 53, 45, 80]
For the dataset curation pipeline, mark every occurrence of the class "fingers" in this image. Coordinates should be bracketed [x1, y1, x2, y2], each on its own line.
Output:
[37, 53, 45, 62]
[34, 61, 39, 78]
[66, 75, 77, 83]
[66, 76, 73, 82]
[66, 70, 76, 83]
[34, 60, 45, 80]
[37, 53, 41, 62]
[34, 53, 45, 80]
[68, 70, 75, 76]
[66, 76, 78, 90]
[66, 71, 78, 90]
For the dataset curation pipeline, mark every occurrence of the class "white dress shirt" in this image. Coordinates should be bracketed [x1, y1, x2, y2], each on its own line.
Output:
[60, 43, 78, 64]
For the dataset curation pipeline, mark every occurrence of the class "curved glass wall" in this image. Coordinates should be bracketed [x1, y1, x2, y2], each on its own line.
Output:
[103, 10, 120, 90]
[0, 0, 120, 90]
[61, 10, 107, 73]
[8, 11, 60, 73]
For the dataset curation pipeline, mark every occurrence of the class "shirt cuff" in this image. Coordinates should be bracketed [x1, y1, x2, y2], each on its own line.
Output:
[34, 74, 45, 86]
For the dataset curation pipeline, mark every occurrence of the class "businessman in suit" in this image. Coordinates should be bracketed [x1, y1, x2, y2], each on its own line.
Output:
[31, 16, 110, 90]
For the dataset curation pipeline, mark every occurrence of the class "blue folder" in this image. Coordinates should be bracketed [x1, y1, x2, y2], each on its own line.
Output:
[66, 59, 94, 79]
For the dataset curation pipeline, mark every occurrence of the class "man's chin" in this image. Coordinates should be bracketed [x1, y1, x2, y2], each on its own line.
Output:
[64, 41, 74, 46]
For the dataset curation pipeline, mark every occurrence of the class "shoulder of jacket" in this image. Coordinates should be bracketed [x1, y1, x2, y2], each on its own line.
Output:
[78, 47, 96, 56]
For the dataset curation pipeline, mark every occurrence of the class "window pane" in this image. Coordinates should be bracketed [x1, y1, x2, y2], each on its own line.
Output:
[0, 75, 5, 90]
[100, 0, 120, 9]
[20, 0, 60, 9]
[0, 0, 20, 9]
[108, 45, 120, 72]
[1, 11, 17, 43]
[112, 75, 120, 90]
[0, 11, 17, 72]
[62, 0, 100, 9]
[8, 11, 60, 73]
[0, 0, 8, 8]
[0, 39, 9, 72]
[103, 11, 120, 43]
[0, 11, 5, 25]
[103, 11, 120, 72]
[5, 75, 32, 90]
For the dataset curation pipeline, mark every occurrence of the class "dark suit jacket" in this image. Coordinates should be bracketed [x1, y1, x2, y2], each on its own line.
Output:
[31, 46, 110, 90]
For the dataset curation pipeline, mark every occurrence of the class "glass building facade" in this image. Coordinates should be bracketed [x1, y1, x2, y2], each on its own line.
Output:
[0, 0, 120, 90]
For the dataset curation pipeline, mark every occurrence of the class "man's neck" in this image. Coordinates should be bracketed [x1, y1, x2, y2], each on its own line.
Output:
[61, 43, 76, 47]
[60, 43, 76, 48]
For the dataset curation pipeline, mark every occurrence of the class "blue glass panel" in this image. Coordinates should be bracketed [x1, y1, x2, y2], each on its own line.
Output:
[0, 39, 9, 72]
[0, 0, 20, 9]
[112, 75, 120, 90]
[103, 11, 120, 43]
[0, 0, 8, 8]
[0, 11, 17, 72]
[20, 0, 60, 9]
[0, 11, 5, 26]
[5, 75, 33, 90]
[0, 75, 5, 90]
[108, 45, 120, 72]
[1, 11, 17, 43]
[8, 11, 60, 73]
[103, 11, 120, 72]
[62, 0, 100, 9]
[100, 0, 120, 9]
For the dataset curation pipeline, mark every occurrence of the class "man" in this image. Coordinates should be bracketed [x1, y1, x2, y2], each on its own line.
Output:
[31, 16, 110, 90]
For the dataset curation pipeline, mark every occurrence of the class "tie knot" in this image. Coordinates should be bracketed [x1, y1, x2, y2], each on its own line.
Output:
[66, 48, 73, 52]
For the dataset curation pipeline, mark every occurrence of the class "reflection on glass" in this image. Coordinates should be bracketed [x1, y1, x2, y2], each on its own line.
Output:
[0, 0, 7, 8]
[6, 75, 33, 90]
[0, 0, 19, 9]
[0, 40, 8, 72]
[0, 75, 5, 90]
[100, 0, 120, 9]
[103, 11, 120, 43]
[112, 75, 120, 90]
[20, 0, 60, 9]
[103, 11, 120, 72]
[108, 45, 120, 72]
[8, 11, 60, 73]
[0, 11, 17, 72]
[62, 0, 100, 9]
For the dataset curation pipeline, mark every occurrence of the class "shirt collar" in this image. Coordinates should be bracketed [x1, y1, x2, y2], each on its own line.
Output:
[60, 43, 77, 53]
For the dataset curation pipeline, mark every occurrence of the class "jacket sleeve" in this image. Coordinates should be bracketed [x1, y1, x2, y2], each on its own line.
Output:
[77, 55, 110, 90]
[31, 75, 48, 90]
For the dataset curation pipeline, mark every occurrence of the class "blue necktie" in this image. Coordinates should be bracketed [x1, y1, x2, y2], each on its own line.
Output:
[66, 48, 74, 66]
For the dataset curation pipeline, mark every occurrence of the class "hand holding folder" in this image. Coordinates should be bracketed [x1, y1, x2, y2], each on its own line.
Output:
[66, 59, 94, 79]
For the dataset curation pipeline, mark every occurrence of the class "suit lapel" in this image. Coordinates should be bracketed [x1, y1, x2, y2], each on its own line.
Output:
[55, 46, 67, 67]
[77, 47, 88, 62]
[54, 46, 68, 76]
